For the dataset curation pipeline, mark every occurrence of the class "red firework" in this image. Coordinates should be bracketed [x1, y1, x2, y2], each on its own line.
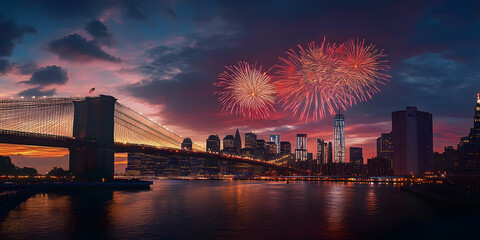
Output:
[214, 62, 276, 119]
[276, 37, 390, 121]
[340, 38, 391, 101]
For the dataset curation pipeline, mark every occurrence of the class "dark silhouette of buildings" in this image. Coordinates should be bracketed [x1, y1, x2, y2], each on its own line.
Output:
[256, 139, 266, 150]
[206, 135, 220, 153]
[245, 132, 257, 149]
[433, 146, 459, 173]
[392, 106, 433, 176]
[316, 139, 329, 165]
[182, 138, 193, 151]
[280, 141, 291, 155]
[367, 157, 393, 176]
[350, 147, 363, 165]
[334, 113, 346, 163]
[377, 133, 393, 161]
[458, 93, 480, 168]
[327, 142, 333, 163]
[266, 141, 276, 154]
[234, 129, 242, 153]
[222, 135, 235, 153]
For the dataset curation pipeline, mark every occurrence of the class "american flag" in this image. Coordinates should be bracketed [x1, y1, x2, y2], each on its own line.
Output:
[89, 87, 95, 94]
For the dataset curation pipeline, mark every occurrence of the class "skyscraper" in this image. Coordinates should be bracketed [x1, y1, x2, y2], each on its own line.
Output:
[327, 142, 333, 163]
[350, 147, 363, 165]
[392, 106, 433, 176]
[223, 135, 235, 151]
[458, 93, 480, 168]
[206, 135, 221, 153]
[234, 129, 242, 153]
[295, 134, 307, 162]
[266, 142, 277, 154]
[256, 139, 266, 150]
[280, 141, 291, 155]
[377, 133, 393, 160]
[270, 135, 280, 154]
[181, 138, 193, 151]
[334, 114, 345, 163]
[245, 132, 257, 149]
[317, 139, 328, 165]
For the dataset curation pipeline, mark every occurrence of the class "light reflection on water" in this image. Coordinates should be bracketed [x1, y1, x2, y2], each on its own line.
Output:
[1, 180, 479, 239]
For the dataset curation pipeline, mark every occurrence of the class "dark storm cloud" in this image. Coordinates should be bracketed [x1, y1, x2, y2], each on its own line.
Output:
[0, 59, 12, 74]
[85, 19, 115, 47]
[47, 33, 121, 63]
[0, 15, 37, 57]
[22, 65, 68, 86]
[18, 86, 56, 97]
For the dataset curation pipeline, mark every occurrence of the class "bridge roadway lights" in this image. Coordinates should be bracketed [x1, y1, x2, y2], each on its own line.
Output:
[69, 95, 116, 182]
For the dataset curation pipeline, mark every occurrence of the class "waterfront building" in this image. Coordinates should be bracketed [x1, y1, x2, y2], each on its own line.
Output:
[334, 114, 346, 163]
[458, 93, 480, 168]
[181, 138, 193, 151]
[280, 141, 291, 155]
[377, 133, 393, 160]
[245, 132, 257, 149]
[328, 142, 333, 163]
[266, 141, 277, 154]
[316, 139, 328, 165]
[234, 129, 242, 153]
[350, 147, 363, 165]
[295, 134, 307, 162]
[256, 139, 266, 150]
[392, 106, 433, 176]
[206, 135, 221, 153]
[367, 157, 393, 176]
[269, 135, 280, 154]
[223, 135, 235, 153]
[433, 146, 459, 173]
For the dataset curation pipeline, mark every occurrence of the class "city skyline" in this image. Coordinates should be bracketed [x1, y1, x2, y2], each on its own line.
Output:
[0, 0, 478, 173]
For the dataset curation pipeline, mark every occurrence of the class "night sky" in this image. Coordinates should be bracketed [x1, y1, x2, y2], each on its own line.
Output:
[0, 0, 479, 172]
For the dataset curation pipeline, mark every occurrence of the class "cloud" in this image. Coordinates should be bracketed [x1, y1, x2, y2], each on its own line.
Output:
[22, 65, 68, 85]
[0, 15, 37, 57]
[17, 61, 38, 75]
[17, 86, 56, 97]
[122, 32, 241, 130]
[0, 59, 12, 74]
[167, 8, 178, 19]
[22, 0, 169, 23]
[125, 2, 148, 22]
[84, 19, 115, 47]
[47, 33, 121, 63]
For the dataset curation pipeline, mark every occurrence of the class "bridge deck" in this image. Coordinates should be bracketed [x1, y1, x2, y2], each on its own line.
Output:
[0, 130, 311, 175]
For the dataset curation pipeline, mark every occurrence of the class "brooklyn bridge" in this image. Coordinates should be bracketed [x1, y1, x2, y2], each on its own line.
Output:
[0, 95, 308, 181]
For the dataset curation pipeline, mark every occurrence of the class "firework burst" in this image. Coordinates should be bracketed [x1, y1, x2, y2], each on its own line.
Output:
[276, 37, 390, 121]
[340, 38, 391, 101]
[214, 62, 276, 119]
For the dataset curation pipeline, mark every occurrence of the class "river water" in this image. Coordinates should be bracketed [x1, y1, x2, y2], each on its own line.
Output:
[1, 180, 479, 239]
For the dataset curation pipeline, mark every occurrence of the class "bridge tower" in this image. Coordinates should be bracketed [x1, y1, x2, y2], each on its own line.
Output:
[69, 95, 116, 181]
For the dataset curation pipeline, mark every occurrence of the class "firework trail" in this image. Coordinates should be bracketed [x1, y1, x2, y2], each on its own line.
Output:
[214, 62, 276, 119]
[276, 37, 390, 121]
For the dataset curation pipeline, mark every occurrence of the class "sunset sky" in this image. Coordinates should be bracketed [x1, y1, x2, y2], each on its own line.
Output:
[0, 0, 479, 173]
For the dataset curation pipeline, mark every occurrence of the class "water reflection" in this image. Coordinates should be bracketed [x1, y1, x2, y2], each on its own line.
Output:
[1, 181, 479, 239]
